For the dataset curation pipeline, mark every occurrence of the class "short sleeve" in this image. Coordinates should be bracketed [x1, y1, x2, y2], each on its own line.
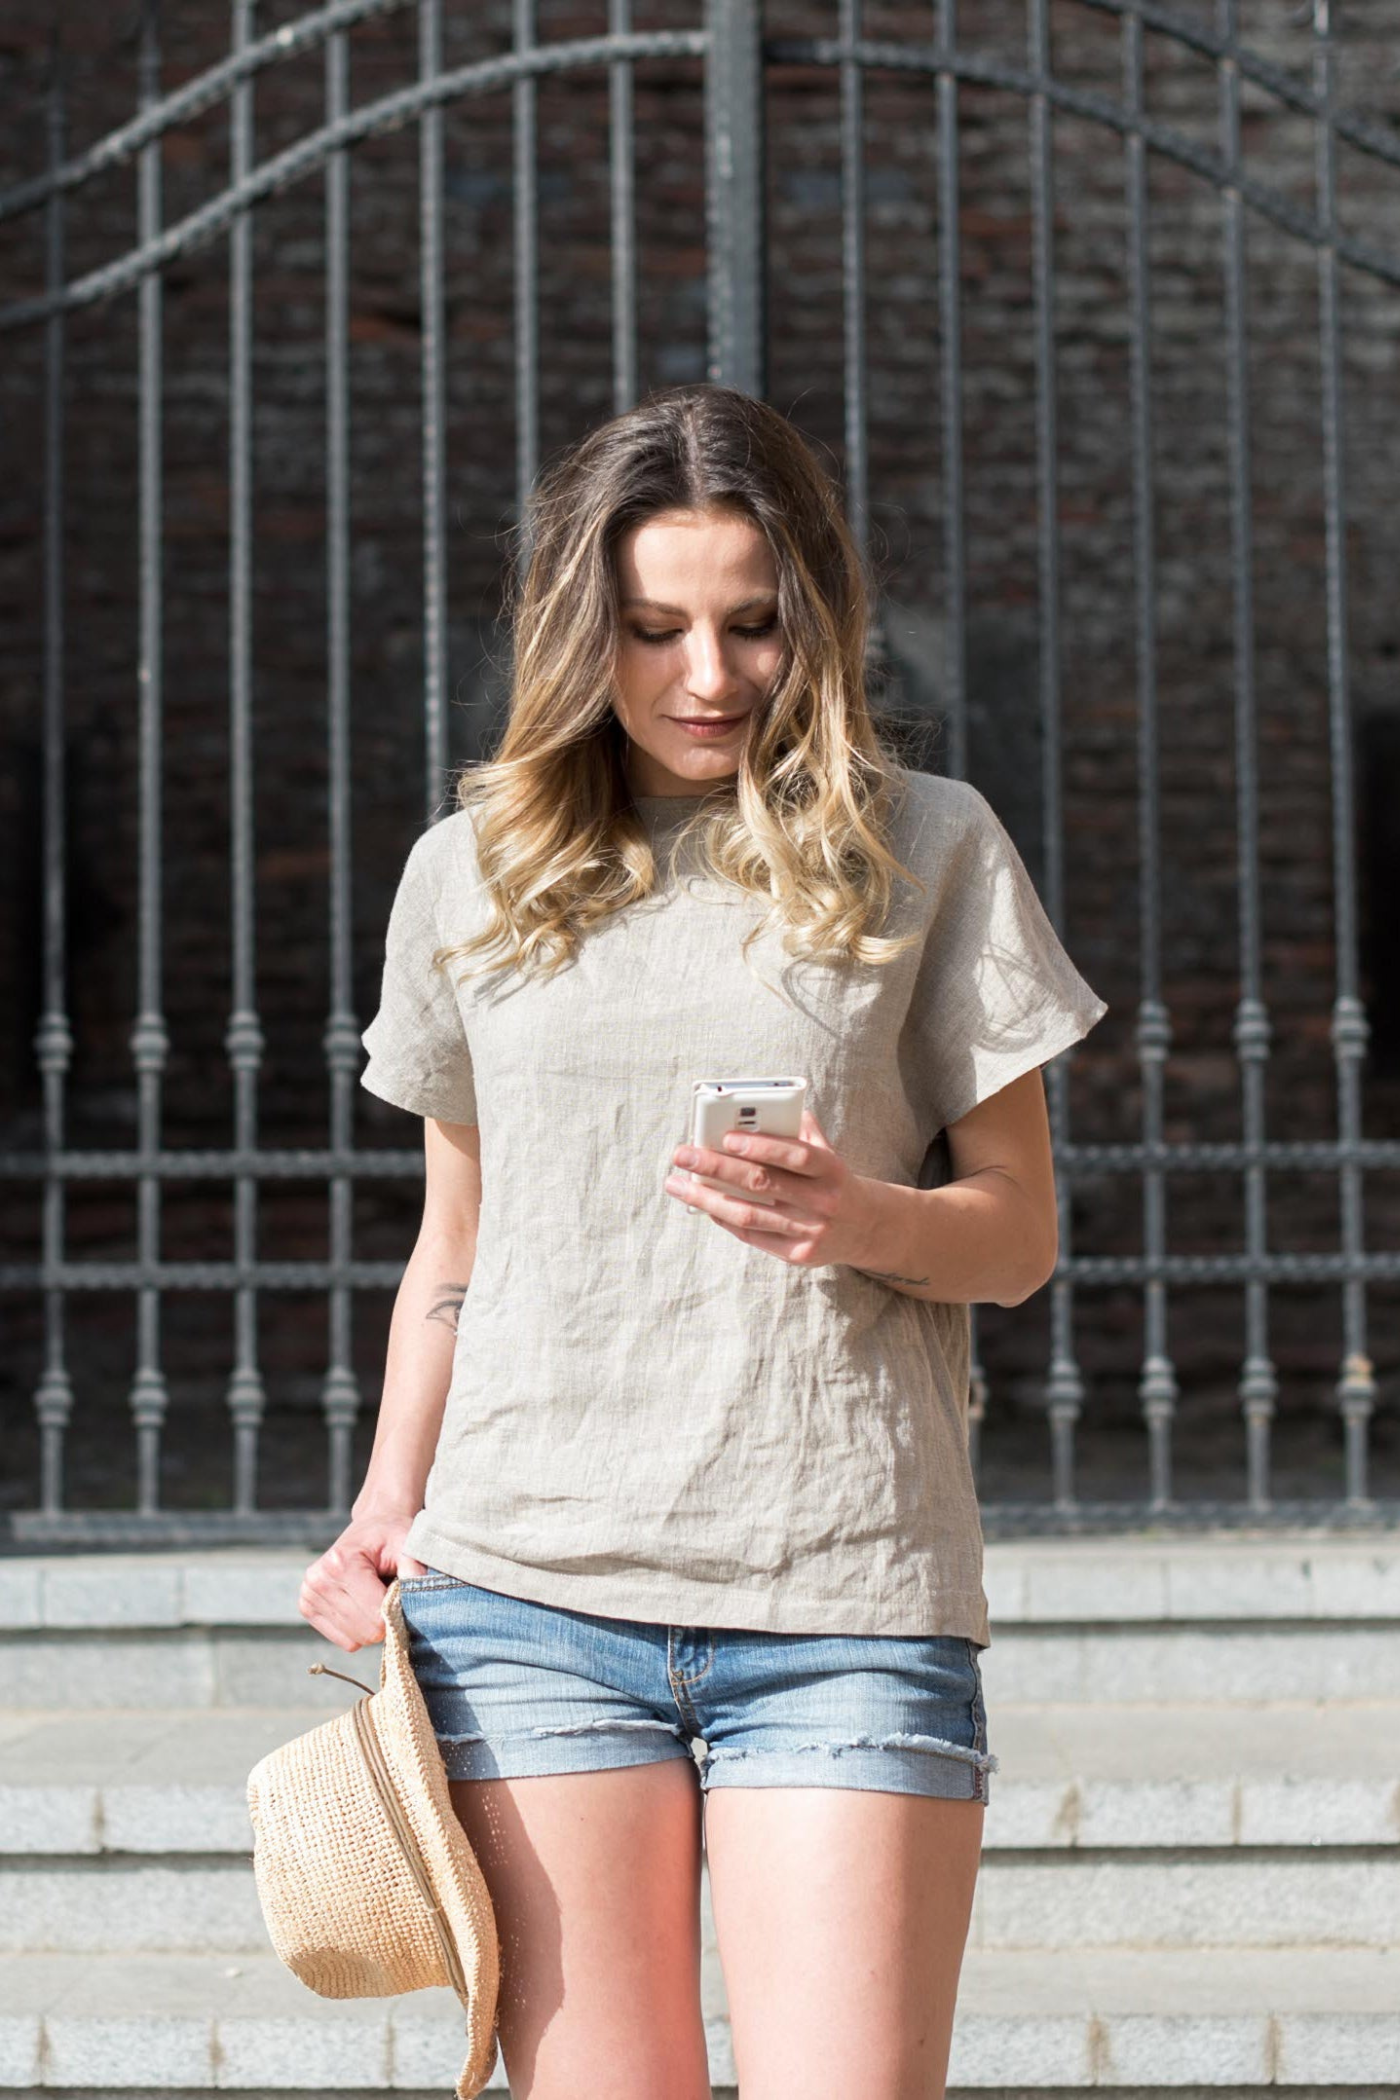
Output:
[359, 831, 479, 1125]
[903, 779, 1107, 1138]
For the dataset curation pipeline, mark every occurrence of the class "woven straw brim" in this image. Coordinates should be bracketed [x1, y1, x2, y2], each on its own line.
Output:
[247, 1579, 501, 2100]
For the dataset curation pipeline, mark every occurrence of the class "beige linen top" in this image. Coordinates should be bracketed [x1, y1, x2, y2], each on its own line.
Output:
[360, 767, 1108, 1645]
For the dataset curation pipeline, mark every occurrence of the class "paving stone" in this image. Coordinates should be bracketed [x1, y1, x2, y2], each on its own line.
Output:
[214, 2004, 391, 2089]
[1, 1863, 266, 1955]
[42, 1565, 184, 1632]
[0, 1567, 42, 1633]
[385, 2002, 505, 2092]
[2, 1635, 216, 1711]
[1, 1948, 1396, 2092]
[3, 1702, 1399, 1858]
[181, 1565, 306, 1629]
[969, 1855, 1400, 1952]
[0, 1783, 101, 1854]
[5, 1536, 1398, 1635]
[980, 1624, 1400, 1702]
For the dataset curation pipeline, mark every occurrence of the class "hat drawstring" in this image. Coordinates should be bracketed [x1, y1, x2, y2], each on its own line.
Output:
[306, 1658, 473, 2008]
[308, 1661, 377, 1696]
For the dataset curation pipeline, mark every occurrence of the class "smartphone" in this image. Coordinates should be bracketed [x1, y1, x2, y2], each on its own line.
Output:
[683, 1076, 808, 1214]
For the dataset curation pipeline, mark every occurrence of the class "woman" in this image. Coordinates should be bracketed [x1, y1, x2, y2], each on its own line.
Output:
[299, 383, 1106, 2099]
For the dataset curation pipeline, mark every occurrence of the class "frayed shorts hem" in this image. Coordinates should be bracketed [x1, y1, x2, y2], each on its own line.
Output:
[436, 1724, 994, 1803]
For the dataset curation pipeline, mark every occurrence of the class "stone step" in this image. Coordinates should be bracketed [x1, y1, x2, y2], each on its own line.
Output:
[1, 1946, 1397, 2090]
[3, 1704, 1398, 1957]
[3, 1534, 1399, 1709]
[14, 1619, 1400, 1709]
[6, 1534, 1398, 1630]
[4, 1701, 1399, 1854]
[5, 1849, 1397, 1958]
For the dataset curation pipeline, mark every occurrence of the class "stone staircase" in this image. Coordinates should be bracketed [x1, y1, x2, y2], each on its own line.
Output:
[1, 1532, 1397, 2095]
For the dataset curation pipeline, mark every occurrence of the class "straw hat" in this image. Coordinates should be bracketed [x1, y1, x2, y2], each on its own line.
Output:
[246, 1576, 501, 2099]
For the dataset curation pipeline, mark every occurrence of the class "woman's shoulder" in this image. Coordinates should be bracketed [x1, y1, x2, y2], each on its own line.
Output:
[393, 804, 487, 942]
[886, 765, 995, 872]
[403, 800, 483, 885]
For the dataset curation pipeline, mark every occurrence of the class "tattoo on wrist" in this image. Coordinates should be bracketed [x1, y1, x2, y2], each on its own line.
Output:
[426, 1280, 470, 1331]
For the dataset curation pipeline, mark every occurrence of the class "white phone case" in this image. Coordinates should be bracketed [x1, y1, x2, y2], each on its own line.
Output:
[684, 1076, 808, 1214]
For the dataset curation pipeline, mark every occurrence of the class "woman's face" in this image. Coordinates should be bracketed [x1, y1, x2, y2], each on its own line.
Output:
[610, 506, 785, 796]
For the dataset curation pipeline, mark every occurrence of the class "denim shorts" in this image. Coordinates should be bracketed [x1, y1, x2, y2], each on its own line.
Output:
[397, 1570, 997, 1804]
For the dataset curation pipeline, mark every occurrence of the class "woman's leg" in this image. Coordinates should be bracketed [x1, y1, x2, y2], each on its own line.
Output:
[703, 1786, 984, 2100]
[448, 1758, 712, 2100]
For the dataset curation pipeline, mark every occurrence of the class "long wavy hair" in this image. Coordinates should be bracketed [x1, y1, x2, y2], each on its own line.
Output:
[435, 383, 929, 990]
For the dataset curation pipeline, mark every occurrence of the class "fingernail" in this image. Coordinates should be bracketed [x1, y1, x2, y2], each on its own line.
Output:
[675, 1146, 696, 1166]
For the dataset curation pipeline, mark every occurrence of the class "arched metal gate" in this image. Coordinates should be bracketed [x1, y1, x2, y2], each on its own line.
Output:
[1, 0, 1397, 1545]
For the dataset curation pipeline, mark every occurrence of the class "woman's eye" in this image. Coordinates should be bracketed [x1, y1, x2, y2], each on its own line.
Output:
[630, 619, 778, 646]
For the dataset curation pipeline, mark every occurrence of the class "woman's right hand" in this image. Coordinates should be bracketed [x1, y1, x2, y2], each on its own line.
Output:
[298, 1513, 430, 1653]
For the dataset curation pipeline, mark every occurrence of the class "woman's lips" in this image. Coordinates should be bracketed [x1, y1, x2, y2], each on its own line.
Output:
[669, 714, 747, 739]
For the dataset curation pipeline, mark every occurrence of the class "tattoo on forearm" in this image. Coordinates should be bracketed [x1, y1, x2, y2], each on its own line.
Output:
[854, 1266, 932, 1288]
[426, 1280, 470, 1331]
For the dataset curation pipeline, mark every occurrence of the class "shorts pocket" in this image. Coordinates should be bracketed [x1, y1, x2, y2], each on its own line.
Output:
[964, 1638, 990, 1755]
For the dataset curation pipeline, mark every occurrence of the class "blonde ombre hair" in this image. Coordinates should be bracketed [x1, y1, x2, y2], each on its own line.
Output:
[435, 383, 929, 989]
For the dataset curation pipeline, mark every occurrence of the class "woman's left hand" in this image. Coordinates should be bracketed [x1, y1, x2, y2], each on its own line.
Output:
[663, 1107, 877, 1269]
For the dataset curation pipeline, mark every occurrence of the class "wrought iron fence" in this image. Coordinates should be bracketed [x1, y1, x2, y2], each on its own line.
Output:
[1, 0, 1397, 1545]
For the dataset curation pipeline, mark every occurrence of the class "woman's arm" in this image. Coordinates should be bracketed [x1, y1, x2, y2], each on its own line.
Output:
[299, 1116, 482, 1651]
[352, 1117, 483, 1521]
[848, 1068, 1059, 1307]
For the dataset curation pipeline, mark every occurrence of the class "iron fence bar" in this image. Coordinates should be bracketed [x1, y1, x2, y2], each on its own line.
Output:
[2, 1134, 1397, 1181]
[6, 1264, 463, 1292]
[34, 36, 75, 1521]
[323, 16, 362, 1519]
[1123, 4, 1178, 1512]
[608, 0, 639, 413]
[6, 1248, 1400, 1294]
[934, 1, 968, 791]
[8, 0, 1396, 234]
[514, 0, 540, 552]
[1, 1149, 424, 1178]
[838, 0, 870, 559]
[934, 0, 985, 1472]
[976, 1497, 1400, 1540]
[6, 30, 1399, 339]
[227, 0, 267, 1520]
[1027, 0, 1086, 1512]
[1313, 0, 1376, 1509]
[420, 0, 449, 825]
[1217, 0, 1279, 1513]
[12, 1496, 1400, 1552]
[130, 0, 171, 1520]
[1068, 1252, 1400, 1286]
[705, 0, 766, 397]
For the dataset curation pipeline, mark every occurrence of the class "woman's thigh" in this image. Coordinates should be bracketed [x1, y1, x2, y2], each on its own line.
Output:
[704, 1787, 983, 2100]
[399, 1571, 712, 2098]
[449, 1763, 711, 2100]
[692, 1626, 994, 2100]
